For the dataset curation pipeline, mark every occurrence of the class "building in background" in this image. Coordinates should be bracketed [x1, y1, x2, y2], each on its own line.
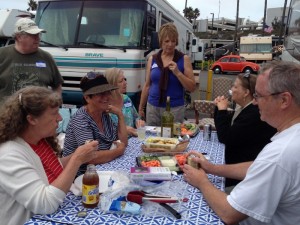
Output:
[193, 7, 289, 35]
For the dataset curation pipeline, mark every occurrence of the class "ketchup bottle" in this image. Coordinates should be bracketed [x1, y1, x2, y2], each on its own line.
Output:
[82, 164, 99, 208]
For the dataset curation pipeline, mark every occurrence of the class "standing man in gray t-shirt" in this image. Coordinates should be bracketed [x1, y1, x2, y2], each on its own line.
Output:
[0, 18, 63, 103]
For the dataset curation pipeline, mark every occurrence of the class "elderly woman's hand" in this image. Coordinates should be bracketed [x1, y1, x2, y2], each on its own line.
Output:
[106, 104, 122, 116]
[127, 126, 137, 137]
[73, 140, 98, 164]
[215, 95, 229, 110]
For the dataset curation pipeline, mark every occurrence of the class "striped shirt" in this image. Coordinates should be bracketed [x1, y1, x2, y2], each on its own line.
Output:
[29, 139, 63, 184]
[63, 107, 118, 176]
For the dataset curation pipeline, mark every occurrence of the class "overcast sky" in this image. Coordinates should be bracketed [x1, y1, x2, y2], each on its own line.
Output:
[0, 0, 290, 22]
[167, 0, 290, 22]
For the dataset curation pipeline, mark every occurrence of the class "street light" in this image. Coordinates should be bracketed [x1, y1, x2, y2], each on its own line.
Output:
[233, 0, 240, 54]
[211, 13, 214, 34]
[185, 0, 187, 17]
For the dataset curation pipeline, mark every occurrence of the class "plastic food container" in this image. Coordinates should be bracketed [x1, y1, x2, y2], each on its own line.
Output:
[144, 137, 179, 150]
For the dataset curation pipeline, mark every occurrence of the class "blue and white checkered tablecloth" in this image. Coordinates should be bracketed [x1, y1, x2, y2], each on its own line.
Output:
[25, 131, 225, 225]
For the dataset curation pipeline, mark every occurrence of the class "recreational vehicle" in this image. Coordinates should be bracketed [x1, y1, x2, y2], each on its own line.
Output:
[35, 0, 196, 106]
[281, 0, 300, 64]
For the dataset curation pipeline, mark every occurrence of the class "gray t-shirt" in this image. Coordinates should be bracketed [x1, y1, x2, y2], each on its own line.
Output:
[0, 44, 63, 102]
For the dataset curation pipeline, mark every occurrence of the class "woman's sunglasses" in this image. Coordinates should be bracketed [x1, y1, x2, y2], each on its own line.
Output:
[243, 71, 251, 91]
[86, 72, 104, 79]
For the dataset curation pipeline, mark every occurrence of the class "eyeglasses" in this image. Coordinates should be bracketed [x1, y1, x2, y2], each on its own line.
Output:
[86, 72, 104, 79]
[253, 91, 284, 100]
[243, 72, 251, 90]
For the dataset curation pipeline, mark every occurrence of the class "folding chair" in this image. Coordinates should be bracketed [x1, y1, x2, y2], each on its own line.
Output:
[194, 77, 233, 129]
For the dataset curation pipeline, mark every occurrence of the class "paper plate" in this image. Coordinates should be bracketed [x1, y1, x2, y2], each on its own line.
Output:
[74, 171, 130, 194]
[146, 126, 158, 135]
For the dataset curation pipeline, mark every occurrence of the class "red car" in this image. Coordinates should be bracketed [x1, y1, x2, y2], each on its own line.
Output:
[211, 55, 260, 74]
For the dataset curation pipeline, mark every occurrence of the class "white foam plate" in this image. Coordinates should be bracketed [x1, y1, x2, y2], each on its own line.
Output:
[146, 126, 157, 132]
[74, 171, 130, 194]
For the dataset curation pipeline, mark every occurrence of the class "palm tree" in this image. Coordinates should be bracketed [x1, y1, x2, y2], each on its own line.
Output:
[183, 7, 200, 23]
[27, 0, 37, 11]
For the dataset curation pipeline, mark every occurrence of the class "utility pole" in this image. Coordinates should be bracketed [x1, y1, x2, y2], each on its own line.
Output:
[262, 0, 267, 36]
[278, 0, 288, 45]
[185, 0, 188, 17]
[218, 0, 220, 19]
[233, 0, 240, 54]
[211, 13, 214, 35]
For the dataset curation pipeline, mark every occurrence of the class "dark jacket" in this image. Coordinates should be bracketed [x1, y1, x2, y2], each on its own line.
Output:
[214, 104, 277, 187]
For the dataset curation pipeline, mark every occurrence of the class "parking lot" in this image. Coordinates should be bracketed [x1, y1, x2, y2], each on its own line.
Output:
[191, 70, 237, 101]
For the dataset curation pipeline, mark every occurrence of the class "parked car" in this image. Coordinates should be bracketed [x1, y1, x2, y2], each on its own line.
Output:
[211, 55, 260, 74]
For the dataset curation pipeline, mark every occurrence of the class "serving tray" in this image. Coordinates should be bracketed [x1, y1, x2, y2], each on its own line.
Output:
[136, 153, 188, 172]
[180, 123, 200, 137]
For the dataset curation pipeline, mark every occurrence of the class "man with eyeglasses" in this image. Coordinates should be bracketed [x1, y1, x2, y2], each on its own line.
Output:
[183, 60, 300, 225]
[0, 18, 63, 103]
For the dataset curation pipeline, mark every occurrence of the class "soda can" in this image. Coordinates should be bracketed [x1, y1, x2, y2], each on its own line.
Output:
[173, 122, 181, 137]
[203, 124, 212, 141]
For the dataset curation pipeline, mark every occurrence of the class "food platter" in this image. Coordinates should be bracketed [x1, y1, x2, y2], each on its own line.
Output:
[142, 137, 190, 153]
[144, 137, 179, 150]
[136, 152, 211, 172]
[136, 153, 188, 172]
[180, 123, 199, 137]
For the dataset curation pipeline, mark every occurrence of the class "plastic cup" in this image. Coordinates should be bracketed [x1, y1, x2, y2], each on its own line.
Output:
[137, 127, 146, 140]
[136, 118, 146, 140]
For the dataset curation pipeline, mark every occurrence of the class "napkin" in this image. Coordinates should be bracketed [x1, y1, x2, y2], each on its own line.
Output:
[57, 133, 65, 149]
[70, 183, 82, 196]
[109, 140, 121, 150]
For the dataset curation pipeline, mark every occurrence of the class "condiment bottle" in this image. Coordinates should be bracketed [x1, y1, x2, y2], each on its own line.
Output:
[82, 164, 99, 208]
[161, 96, 174, 137]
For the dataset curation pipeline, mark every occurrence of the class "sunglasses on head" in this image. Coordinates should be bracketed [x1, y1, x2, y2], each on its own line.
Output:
[86, 72, 104, 79]
[243, 71, 251, 91]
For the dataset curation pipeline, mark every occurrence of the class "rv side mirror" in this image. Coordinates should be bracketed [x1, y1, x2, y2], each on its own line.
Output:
[144, 32, 159, 57]
[150, 32, 159, 49]
[186, 41, 190, 50]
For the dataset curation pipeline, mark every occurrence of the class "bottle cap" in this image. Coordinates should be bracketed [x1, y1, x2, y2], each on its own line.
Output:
[77, 211, 87, 217]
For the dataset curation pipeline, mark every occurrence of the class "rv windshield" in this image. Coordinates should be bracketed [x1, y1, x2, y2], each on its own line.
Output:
[285, 0, 300, 61]
[36, 0, 145, 48]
